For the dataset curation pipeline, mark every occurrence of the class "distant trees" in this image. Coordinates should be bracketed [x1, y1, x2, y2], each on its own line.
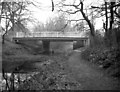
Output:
[33, 14, 72, 32]
[33, 22, 46, 32]
[74, 20, 86, 31]
[46, 14, 69, 32]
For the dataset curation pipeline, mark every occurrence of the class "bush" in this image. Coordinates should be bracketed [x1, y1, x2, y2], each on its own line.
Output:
[81, 30, 120, 78]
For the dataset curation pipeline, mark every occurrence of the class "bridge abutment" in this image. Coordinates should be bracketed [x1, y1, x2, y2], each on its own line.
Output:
[42, 41, 50, 54]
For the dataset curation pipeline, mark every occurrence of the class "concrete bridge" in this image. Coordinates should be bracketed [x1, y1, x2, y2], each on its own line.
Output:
[13, 32, 89, 54]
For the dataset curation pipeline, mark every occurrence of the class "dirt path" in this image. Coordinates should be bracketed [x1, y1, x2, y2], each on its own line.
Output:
[67, 51, 120, 90]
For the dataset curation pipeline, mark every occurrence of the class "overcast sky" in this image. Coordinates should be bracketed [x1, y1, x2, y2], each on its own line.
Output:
[1, 0, 109, 30]
[27, 0, 106, 30]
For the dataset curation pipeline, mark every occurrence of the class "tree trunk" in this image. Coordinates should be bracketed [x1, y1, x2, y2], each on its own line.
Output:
[2, 32, 7, 44]
[2, 12, 9, 44]
[10, 73, 15, 90]
[105, 1, 115, 47]
[105, 1, 108, 33]
[2, 35, 5, 44]
[80, 2, 95, 46]
[80, 2, 95, 37]
[2, 69, 10, 90]
[104, 1, 109, 46]
[2, 26, 8, 44]
[110, 2, 115, 30]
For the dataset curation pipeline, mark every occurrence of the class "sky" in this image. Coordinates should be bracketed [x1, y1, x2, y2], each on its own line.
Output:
[27, 0, 105, 30]
[0, 0, 107, 30]
[27, 0, 59, 29]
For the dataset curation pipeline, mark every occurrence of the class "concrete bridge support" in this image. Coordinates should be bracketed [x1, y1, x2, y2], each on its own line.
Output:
[42, 41, 50, 54]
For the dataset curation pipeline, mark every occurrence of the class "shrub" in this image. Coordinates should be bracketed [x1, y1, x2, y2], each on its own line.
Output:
[81, 30, 120, 77]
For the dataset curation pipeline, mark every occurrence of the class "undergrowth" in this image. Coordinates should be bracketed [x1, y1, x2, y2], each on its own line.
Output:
[81, 34, 120, 78]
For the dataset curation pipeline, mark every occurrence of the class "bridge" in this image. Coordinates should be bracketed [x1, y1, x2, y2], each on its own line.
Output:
[13, 32, 89, 54]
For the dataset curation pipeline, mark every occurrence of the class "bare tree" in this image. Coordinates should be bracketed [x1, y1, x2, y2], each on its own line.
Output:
[33, 22, 45, 32]
[57, 0, 95, 36]
[45, 14, 70, 32]
[0, 1, 38, 44]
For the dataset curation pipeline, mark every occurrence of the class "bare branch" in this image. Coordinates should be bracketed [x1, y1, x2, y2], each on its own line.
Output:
[62, 3, 81, 10]
[51, 0, 54, 11]
[67, 9, 80, 14]
[59, 9, 80, 14]
[68, 19, 85, 22]
[80, 1, 95, 36]
[114, 11, 120, 18]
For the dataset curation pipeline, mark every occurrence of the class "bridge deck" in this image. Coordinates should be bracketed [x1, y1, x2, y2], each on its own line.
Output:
[13, 37, 88, 41]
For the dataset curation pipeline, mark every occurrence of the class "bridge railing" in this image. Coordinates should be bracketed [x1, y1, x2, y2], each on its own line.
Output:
[15, 32, 87, 38]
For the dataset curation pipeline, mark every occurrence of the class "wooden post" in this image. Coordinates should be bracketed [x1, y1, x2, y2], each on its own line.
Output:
[42, 41, 50, 54]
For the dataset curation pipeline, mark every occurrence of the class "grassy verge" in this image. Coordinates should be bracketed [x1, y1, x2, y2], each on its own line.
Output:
[2, 40, 46, 72]
[2, 40, 73, 72]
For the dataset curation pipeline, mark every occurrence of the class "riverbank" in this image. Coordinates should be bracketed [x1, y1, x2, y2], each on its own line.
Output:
[2, 40, 120, 90]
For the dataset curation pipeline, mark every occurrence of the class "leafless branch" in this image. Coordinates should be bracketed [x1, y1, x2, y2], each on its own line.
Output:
[51, 0, 54, 11]
[68, 19, 85, 22]
[114, 11, 120, 18]
[59, 8, 80, 14]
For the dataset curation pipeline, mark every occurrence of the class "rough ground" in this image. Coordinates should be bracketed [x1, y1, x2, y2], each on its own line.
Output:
[2, 40, 120, 90]
[67, 51, 120, 90]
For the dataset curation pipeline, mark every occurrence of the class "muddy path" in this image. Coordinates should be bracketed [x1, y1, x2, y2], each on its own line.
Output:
[67, 51, 120, 90]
